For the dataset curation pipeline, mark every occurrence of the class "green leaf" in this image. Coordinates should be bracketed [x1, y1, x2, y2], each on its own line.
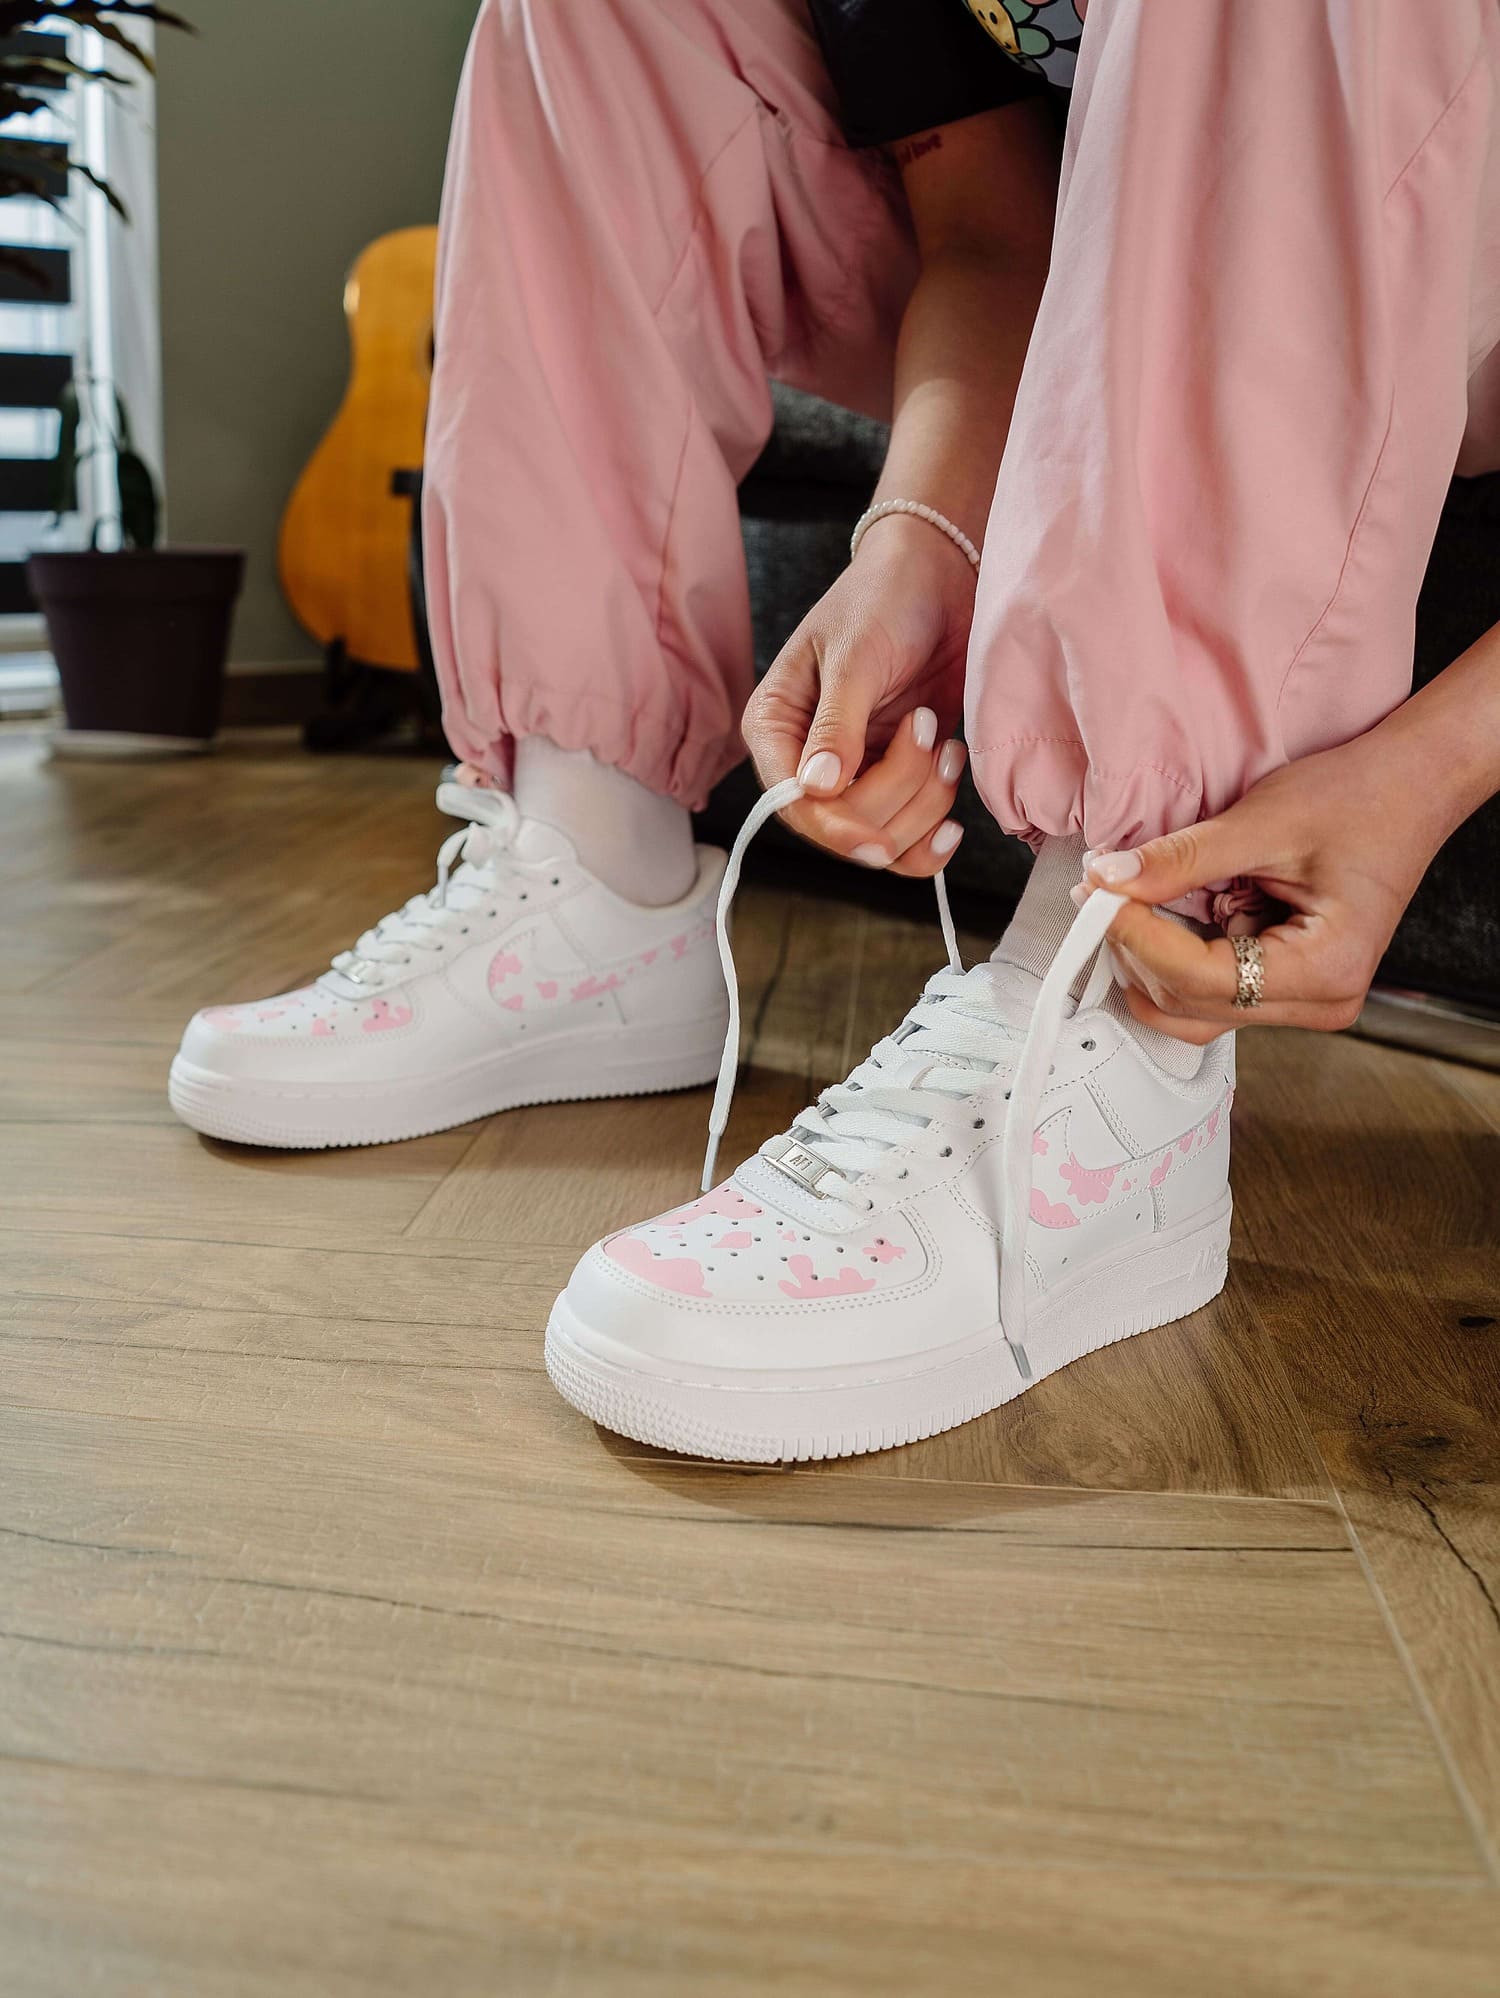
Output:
[50, 377, 79, 520]
[111, 381, 133, 451]
[0, 54, 135, 90]
[68, 155, 127, 219]
[116, 444, 158, 550]
[70, 18, 151, 74]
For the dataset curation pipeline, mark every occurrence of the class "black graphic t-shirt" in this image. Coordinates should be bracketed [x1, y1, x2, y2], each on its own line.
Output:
[808, 0, 1082, 149]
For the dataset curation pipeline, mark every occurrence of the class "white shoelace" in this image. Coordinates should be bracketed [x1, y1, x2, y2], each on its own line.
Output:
[703, 778, 1124, 1377]
[326, 790, 556, 992]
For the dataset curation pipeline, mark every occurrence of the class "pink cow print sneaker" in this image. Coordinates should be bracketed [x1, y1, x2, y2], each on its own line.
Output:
[168, 780, 729, 1148]
[547, 789, 1234, 1463]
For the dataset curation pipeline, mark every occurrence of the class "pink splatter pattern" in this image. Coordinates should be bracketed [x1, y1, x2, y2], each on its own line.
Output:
[362, 997, 413, 1033]
[660, 1187, 763, 1227]
[778, 1255, 876, 1299]
[863, 1237, 906, 1264]
[1028, 1089, 1233, 1229]
[595, 1177, 923, 1306]
[1031, 1190, 1080, 1229]
[571, 972, 622, 1003]
[198, 986, 346, 1037]
[486, 917, 715, 1016]
[604, 1232, 710, 1298]
[1058, 1156, 1118, 1205]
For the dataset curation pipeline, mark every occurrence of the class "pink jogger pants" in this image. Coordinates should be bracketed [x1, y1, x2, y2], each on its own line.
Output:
[423, 0, 1500, 870]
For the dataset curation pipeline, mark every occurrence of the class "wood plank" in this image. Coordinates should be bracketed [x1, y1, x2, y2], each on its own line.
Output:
[1230, 1027, 1500, 1865]
[4, 1764, 1497, 1998]
[0, 1119, 480, 1240]
[0, 1287, 1321, 1504]
[0, 1407, 1478, 1886]
[0, 1226, 572, 1320]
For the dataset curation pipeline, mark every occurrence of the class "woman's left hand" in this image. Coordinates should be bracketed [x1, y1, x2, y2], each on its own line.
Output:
[1073, 732, 1448, 1043]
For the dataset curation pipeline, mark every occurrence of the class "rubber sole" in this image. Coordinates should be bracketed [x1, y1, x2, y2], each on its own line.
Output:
[545, 1193, 1232, 1463]
[167, 1012, 727, 1149]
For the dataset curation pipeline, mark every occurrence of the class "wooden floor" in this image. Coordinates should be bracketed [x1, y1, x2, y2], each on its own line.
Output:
[1, 728, 1497, 1996]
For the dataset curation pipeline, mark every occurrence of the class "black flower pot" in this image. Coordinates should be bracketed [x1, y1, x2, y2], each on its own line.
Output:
[28, 547, 246, 754]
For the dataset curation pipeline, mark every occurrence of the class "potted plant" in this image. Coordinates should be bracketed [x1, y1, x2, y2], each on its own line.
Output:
[0, 3, 242, 753]
[29, 377, 243, 753]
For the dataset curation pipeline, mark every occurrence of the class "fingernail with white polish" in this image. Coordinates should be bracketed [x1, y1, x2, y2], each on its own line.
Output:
[930, 821, 964, 857]
[937, 740, 967, 785]
[912, 707, 937, 751]
[798, 750, 841, 793]
[852, 843, 889, 868]
[1069, 881, 1088, 907]
[1091, 849, 1142, 885]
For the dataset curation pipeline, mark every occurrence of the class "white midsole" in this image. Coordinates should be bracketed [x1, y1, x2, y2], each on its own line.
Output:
[168, 1010, 727, 1148]
[545, 1191, 1233, 1462]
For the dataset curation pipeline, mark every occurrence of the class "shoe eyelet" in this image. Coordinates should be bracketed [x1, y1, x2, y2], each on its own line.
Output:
[972, 1117, 985, 1129]
[1081, 1038, 1096, 1052]
[939, 1146, 953, 1158]
[550, 877, 560, 887]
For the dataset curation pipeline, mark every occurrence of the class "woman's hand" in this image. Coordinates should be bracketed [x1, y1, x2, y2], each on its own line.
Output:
[1074, 730, 1452, 1042]
[740, 516, 973, 877]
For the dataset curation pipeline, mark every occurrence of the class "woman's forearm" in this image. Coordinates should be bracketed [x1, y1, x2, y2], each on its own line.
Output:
[864, 242, 1049, 558]
[1362, 618, 1500, 847]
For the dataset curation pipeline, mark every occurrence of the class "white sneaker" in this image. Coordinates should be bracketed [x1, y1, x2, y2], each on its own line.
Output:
[169, 781, 730, 1148]
[546, 791, 1233, 1462]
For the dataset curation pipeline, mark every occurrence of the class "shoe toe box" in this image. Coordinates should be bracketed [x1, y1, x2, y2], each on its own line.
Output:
[176, 986, 380, 1076]
[557, 1181, 930, 1376]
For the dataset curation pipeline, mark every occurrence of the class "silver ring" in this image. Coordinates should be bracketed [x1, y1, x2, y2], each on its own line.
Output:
[1231, 934, 1265, 1010]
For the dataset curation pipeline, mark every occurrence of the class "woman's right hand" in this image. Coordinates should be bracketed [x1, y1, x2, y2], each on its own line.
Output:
[740, 515, 974, 878]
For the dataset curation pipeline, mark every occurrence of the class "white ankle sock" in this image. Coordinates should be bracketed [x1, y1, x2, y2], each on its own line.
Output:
[512, 738, 697, 907]
[994, 833, 1207, 1080]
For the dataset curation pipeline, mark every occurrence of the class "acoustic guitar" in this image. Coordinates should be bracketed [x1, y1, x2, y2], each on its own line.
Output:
[279, 226, 437, 674]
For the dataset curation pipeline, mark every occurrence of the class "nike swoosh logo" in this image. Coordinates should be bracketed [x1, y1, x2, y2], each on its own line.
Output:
[488, 915, 717, 1012]
[1029, 1088, 1233, 1230]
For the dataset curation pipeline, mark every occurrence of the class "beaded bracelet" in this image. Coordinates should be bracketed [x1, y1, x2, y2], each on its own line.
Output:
[849, 498, 982, 573]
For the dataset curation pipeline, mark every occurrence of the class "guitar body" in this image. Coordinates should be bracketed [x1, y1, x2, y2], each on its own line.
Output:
[279, 226, 437, 673]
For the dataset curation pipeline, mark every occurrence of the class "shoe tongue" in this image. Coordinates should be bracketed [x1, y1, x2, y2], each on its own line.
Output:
[952, 955, 1042, 1027]
[433, 780, 575, 865]
[511, 816, 574, 865]
[895, 956, 1038, 1075]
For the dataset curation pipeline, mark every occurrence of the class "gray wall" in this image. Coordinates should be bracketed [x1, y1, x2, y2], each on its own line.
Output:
[155, 0, 478, 668]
